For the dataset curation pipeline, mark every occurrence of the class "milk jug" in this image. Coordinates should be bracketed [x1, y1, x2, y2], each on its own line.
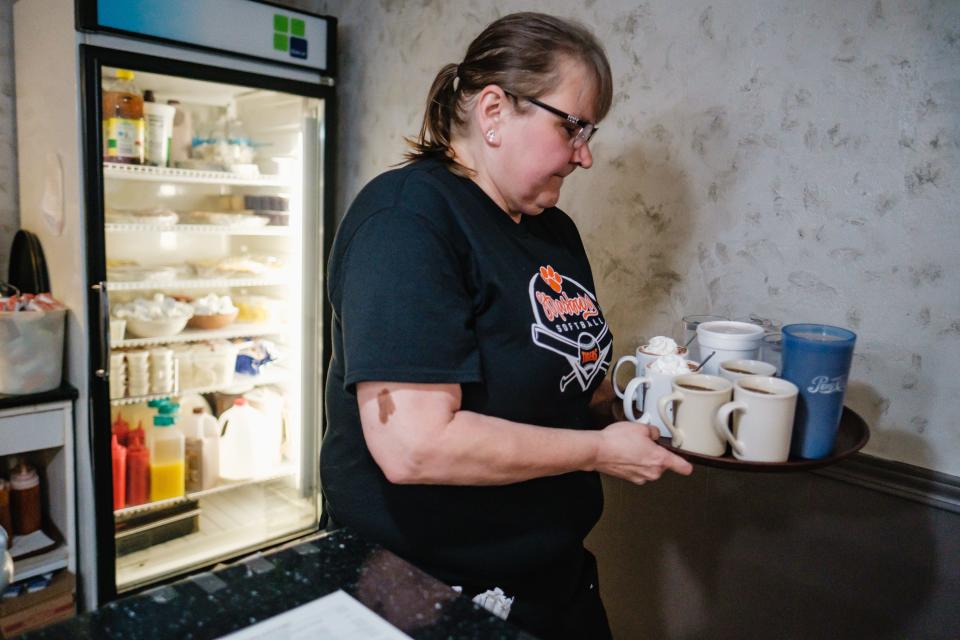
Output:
[244, 388, 283, 470]
[180, 407, 220, 491]
[218, 399, 267, 480]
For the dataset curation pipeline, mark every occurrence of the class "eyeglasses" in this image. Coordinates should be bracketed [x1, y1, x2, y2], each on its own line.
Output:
[505, 91, 597, 149]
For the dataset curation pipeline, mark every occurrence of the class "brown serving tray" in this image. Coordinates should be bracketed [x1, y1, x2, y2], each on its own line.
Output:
[657, 406, 870, 472]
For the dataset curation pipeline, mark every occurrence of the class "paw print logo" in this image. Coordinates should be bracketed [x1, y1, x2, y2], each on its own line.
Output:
[539, 265, 563, 293]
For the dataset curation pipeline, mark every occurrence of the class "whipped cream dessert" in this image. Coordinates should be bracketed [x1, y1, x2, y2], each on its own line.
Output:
[642, 335, 689, 358]
[649, 354, 695, 375]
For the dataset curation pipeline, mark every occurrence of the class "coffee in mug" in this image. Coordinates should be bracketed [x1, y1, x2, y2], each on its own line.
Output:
[715, 376, 799, 462]
[719, 359, 778, 383]
[658, 374, 732, 455]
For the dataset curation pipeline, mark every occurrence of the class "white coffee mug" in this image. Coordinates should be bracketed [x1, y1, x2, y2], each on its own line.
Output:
[622, 360, 700, 437]
[658, 374, 732, 455]
[613, 344, 688, 399]
[715, 376, 799, 462]
[718, 359, 777, 383]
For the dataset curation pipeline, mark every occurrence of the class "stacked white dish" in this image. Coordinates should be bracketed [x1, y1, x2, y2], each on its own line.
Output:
[126, 350, 150, 397]
[109, 352, 126, 399]
[149, 347, 176, 395]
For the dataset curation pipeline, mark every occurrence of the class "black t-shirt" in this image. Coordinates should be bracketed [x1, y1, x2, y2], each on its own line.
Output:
[322, 158, 613, 602]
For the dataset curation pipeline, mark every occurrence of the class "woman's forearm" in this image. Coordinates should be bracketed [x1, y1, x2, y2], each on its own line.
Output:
[392, 409, 601, 485]
[357, 381, 690, 487]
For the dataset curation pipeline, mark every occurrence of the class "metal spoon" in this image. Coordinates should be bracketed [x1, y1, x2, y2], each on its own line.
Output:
[693, 351, 715, 372]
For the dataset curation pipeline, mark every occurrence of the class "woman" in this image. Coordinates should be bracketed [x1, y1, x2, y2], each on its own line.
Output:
[322, 12, 692, 639]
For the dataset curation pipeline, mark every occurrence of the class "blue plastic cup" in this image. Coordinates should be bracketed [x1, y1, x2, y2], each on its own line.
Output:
[781, 324, 857, 459]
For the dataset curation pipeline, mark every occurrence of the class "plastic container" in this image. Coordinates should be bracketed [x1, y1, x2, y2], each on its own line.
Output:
[695, 321, 765, 376]
[10, 463, 42, 535]
[109, 354, 126, 399]
[143, 100, 176, 167]
[180, 407, 220, 492]
[102, 69, 144, 164]
[112, 434, 127, 510]
[148, 347, 176, 395]
[205, 341, 239, 387]
[149, 400, 185, 502]
[234, 295, 281, 324]
[125, 427, 150, 507]
[125, 349, 150, 397]
[0, 308, 66, 394]
[218, 398, 268, 481]
[167, 100, 193, 164]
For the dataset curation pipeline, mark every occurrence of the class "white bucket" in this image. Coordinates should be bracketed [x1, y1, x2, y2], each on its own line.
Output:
[696, 321, 764, 376]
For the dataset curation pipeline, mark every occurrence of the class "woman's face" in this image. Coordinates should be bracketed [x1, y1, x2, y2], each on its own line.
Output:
[492, 59, 598, 217]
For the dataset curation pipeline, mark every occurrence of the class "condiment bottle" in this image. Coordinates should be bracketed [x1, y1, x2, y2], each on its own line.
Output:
[125, 426, 150, 507]
[0, 479, 12, 537]
[180, 407, 220, 492]
[149, 400, 184, 501]
[112, 411, 131, 447]
[112, 434, 127, 510]
[102, 69, 144, 164]
[10, 463, 42, 535]
[167, 99, 193, 164]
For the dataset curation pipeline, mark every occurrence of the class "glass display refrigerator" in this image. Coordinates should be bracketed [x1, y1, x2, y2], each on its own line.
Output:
[13, 0, 336, 608]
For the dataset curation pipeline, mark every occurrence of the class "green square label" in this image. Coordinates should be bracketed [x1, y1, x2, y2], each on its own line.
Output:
[274, 14, 289, 33]
[291, 18, 305, 37]
[273, 33, 289, 52]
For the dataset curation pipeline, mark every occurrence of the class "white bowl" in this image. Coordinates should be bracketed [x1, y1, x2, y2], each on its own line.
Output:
[125, 315, 191, 338]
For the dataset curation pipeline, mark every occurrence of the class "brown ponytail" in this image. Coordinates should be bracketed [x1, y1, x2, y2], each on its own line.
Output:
[403, 12, 613, 176]
[405, 63, 460, 166]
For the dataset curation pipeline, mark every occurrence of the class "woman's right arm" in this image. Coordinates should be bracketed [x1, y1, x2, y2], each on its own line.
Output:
[357, 380, 693, 486]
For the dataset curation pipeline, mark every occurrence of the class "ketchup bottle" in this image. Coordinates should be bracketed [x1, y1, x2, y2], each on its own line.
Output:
[113, 412, 131, 447]
[112, 434, 127, 510]
[125, 426, 150, 507]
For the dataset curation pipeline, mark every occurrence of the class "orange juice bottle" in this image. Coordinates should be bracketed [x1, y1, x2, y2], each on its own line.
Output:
[149, 408, 185, 502]
[103, 69, 144, 164]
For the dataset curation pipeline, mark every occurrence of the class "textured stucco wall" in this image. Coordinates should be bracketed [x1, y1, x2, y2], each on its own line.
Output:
[307, 0, 960, 475]
[0, 0, 17, 282]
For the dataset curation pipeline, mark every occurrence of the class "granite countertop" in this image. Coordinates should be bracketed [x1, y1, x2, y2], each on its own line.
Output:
[21, 528, 535, 639]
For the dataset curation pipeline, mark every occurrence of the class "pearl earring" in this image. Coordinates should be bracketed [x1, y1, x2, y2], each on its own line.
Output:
[485, 129, 496, 142]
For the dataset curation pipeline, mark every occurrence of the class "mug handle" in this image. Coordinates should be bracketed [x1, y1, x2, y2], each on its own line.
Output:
[716, 401, 747, 457]
[658, 391, 684, 447]
[612, 355, 639, 399]
[623, 376, 652, 423]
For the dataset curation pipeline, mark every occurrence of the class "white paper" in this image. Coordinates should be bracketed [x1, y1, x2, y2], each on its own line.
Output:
[10, 530, 55, 559]
[217, 589, 412, 640]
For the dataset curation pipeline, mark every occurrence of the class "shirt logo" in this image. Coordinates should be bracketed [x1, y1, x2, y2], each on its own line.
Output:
[529, 264, 611, 392]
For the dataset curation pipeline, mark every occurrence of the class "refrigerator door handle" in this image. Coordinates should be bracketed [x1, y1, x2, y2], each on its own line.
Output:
[92, 281, 110, 379]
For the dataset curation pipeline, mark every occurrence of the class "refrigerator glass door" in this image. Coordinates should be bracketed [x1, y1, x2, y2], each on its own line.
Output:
[99, 66, 323, 593]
